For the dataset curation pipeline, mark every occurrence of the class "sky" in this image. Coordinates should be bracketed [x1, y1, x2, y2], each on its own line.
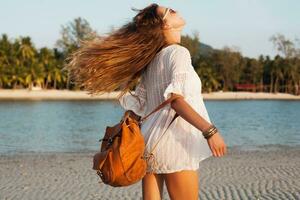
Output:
[1, 0, 299, 59]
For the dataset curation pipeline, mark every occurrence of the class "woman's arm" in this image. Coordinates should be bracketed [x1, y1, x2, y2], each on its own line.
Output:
[170, 93, 212, 132]
[169, 93, 227, 157]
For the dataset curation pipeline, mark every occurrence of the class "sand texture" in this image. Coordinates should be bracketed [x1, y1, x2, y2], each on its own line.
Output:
[0, 146, 299, 200]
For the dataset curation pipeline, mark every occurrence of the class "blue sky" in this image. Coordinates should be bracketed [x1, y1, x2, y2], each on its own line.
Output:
[1, 0, 299, 59]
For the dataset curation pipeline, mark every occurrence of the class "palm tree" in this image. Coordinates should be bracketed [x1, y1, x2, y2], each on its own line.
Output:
[38, 47, 58, 89]
[24, 60, 45, 90]
[0, 34, 14, 88]
[16, 36, 37, 89]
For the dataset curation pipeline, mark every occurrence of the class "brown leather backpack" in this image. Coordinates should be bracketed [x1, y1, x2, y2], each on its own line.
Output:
[93, 94, 183, 187]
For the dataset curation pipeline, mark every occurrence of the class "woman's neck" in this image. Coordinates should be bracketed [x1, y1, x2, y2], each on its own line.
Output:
[164, 29, 182, 45]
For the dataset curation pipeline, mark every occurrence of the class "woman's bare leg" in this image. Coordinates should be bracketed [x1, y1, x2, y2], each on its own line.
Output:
[163, 170, 199, 200]
[142, 172, 165, 200]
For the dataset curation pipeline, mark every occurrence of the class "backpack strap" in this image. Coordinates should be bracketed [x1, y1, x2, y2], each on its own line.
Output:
[139, 94, 183, 125]
[145, 112, 179, 158]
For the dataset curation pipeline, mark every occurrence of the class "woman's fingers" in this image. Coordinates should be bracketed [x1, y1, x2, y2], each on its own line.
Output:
[216, 147, 221, 157]
[214, 148, 219, 157]
[219, 144, 226, 156]
[215, 143, 225, 157]
[211, 148, 217, 157]
[217, 148, 222, 157]
[220, 145, 225, 156]
[218, 148, 222, 157]
[217, 151, 220, 157]
[216, 148, 220, 157]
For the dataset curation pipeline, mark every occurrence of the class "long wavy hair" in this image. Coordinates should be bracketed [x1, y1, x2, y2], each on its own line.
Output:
[64, 3, 169, 100]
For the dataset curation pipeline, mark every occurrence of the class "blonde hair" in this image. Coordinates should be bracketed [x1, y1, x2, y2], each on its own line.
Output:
[64, 3, 168, 100]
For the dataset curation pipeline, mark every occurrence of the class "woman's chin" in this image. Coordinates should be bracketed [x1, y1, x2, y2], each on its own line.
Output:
[178, 24, 185, 30]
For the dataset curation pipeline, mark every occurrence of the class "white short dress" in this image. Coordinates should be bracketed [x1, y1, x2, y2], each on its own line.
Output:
[119, 44, 213, 174]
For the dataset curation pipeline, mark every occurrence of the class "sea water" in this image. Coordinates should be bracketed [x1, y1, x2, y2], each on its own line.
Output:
[0, 100, 299, 154]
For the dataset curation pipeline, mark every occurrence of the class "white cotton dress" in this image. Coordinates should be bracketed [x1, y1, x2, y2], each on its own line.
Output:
[119, 44, 213, 174]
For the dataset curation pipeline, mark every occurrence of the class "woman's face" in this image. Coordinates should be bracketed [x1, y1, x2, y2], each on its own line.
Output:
[156, 6, 186, 30]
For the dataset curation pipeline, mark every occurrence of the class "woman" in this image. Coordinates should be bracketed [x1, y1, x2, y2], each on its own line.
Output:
[66, 3, 227, 200]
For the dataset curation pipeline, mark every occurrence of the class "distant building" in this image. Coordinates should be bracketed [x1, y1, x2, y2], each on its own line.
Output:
[234, 83, 257, 92]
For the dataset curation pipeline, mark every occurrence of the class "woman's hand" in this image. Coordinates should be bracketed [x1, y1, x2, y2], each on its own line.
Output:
[206, 131, 227, 157]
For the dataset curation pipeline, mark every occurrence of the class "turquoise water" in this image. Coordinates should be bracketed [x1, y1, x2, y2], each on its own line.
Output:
[0, 100, 299, 154]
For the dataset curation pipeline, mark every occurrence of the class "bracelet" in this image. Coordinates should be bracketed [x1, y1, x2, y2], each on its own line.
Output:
[202, 124, 216, 135]
[202, 124, 218, 139]
[203, 128, 217, 138]
[204, 128, 218, 139]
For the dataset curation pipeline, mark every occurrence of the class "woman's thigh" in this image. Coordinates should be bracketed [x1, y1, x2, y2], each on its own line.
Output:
[163, 170, 199, 200]
[142, 172, 165, 200]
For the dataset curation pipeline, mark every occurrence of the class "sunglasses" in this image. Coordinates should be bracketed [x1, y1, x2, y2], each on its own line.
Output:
[162, 8, 177, 20]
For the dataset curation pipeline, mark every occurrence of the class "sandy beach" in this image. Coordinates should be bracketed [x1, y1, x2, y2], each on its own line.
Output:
[0, 89, 300, 100]
[0, 145, 299, 200]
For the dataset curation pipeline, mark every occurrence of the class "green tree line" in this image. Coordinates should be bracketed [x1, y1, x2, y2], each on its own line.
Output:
[182, 32, 300, 95]
[0, 17, 299, 95]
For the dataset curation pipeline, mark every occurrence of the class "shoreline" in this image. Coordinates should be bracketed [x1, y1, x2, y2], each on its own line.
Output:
[0, 89, 300, 100]
[1, 145, 299, 199]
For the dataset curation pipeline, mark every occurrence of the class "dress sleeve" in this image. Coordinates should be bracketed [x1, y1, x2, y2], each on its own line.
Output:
[163, 46, 194, 101]
[118, 74, 147, 117]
